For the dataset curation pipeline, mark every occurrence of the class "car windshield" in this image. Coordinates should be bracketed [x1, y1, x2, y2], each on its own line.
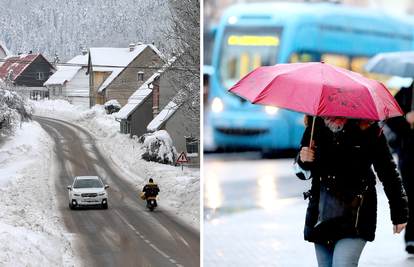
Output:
[218, 26, 282, 90]
[73, 179, 103, 188]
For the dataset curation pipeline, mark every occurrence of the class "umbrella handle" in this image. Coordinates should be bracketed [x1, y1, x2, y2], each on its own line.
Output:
[310, 116, 316, 148]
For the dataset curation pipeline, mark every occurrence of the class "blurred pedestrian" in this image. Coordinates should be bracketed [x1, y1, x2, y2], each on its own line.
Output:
[387, 81, 414, 253]
[293, 115, 408, 266]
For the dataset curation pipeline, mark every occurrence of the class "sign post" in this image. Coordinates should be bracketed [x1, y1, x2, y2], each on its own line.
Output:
[176, 151, 189, 170]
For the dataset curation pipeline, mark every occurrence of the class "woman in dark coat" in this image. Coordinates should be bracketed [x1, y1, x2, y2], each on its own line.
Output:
[294, 115, 408, 267]
[386, 82, 414, 252]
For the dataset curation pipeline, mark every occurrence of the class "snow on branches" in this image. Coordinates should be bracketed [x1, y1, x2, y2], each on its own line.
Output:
[139, 130, 178, 165]
[0, 86, 33, 146]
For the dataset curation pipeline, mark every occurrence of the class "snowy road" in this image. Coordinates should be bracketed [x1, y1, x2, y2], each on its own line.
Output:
[36, 116, 200, 267]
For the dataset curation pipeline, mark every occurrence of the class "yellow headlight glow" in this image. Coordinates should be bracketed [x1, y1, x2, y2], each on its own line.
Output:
[211, 97, 224, 113]
[228, 16, 237, 24]
[265, 106, 278, 114]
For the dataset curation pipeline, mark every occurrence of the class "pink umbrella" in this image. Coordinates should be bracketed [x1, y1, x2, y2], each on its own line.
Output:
[229, 62, 403, 145]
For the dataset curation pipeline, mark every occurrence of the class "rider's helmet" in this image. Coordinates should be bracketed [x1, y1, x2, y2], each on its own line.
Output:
[149, 178, 154, 183]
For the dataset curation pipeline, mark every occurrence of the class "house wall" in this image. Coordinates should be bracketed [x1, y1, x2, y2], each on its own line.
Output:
[69, 96, 89, 107]
[67, 68, 88, 95]
[105, 47, 164, 107]
[129, 93, 153, 138]
[49, 84, 65, 99]
[66, 68, 89, 107]
[91, 72, 110, 106]
[15, 56, 54, 87]
[165, 110, 200, 167]
[158, 73, 176, 111]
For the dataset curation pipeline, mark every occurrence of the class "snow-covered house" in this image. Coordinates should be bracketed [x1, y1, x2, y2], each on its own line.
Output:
[147, 93, 200, 167]
[115, 73, 157, 137]
[0, 41, 12, 59]
[43, 50, 89, 107]
[88, 43, 164, 108]
[0, 53, 56, 100]
[115, 58, 200, 167]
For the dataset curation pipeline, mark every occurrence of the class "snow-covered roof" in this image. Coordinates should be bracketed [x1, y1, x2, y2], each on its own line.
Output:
[147, 99, 180, 132]
[44, 54, 88, 86]
[43, 66, 79, 86]
[89, 44, 164, 93]
[115, 72, 160, 119]
[67, 54, 88, 65]
[0, 54, 55, 81]
[114, 57, 177, 120]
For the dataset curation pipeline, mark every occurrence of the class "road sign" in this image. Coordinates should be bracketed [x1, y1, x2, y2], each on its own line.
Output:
[177, 151, 189, 163]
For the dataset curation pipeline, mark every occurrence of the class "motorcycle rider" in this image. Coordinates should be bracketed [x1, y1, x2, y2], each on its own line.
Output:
[142, 178, 160, 206]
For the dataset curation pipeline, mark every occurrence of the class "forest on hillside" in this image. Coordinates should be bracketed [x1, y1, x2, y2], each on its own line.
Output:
[0, 0, 169, 61]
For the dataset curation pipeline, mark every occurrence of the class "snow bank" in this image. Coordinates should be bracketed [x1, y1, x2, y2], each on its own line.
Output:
[34, 99, 200, 231]
[0, 122, 80, 266]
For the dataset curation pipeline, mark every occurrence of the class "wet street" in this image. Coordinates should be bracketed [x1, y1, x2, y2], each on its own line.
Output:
[203, 152, 310, 219]
[203, 152, 414, 266]
[36, 116, 200, 267]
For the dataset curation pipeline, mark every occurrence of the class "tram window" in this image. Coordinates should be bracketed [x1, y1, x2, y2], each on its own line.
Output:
[321, 54, 350, 69]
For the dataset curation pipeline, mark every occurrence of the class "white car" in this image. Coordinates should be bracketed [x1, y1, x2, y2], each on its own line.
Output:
[67, 176, 109, 210]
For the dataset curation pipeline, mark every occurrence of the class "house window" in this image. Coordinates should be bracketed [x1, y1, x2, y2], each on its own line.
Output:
[37, 72, 44, 80]
[52, 86, 56, 95]
[59, 85, 62, 95]
[138, 72, 144, 82]
[186, 138, 198, 154]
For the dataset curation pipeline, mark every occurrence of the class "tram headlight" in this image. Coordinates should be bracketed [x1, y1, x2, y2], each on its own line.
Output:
[228, 16, 237, 24]
[265, 106, 278, 115]
[212, 97, 224, 113]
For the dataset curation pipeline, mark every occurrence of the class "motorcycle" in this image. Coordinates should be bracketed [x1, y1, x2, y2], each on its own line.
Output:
[146, 196, 157, 212]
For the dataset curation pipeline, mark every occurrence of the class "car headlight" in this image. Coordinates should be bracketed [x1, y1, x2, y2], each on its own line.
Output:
[211, 97, 223, 113]
[98, 192, 106, 196]
[73, 193, 80, 196]
[264, 106, 278, 115]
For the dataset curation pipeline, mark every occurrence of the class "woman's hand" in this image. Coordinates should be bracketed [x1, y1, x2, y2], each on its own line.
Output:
[406, 111, 414, 124]
[393, 223, 407, 234]
[300, 141, 315, 163]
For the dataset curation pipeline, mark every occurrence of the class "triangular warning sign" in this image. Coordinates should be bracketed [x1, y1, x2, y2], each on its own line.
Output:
[177, 151, 189, 163]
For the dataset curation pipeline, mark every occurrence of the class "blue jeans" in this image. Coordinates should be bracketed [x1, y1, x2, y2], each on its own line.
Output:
[314, 238, 367, 267]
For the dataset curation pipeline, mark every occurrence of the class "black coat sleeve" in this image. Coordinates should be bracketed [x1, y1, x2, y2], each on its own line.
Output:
[387, 87, 411, 138]
[372, 129, 409, 225]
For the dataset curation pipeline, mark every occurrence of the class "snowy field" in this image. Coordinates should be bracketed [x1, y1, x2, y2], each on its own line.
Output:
[0, 99, 200, 266]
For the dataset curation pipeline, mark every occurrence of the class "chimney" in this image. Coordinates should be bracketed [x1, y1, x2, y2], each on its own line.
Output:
[152, 81, 160, 119]
[82, 48, 87, 55]
[130, 43, 135, 52]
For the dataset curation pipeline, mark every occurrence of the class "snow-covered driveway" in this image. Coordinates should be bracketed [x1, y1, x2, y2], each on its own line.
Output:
[36, 116, 200, 267]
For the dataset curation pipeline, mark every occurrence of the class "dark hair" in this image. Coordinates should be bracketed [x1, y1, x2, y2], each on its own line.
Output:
[149, 178, 154, 183]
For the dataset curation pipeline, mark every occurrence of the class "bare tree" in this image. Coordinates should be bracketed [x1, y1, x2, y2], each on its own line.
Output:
[156, 0, 200, 143]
